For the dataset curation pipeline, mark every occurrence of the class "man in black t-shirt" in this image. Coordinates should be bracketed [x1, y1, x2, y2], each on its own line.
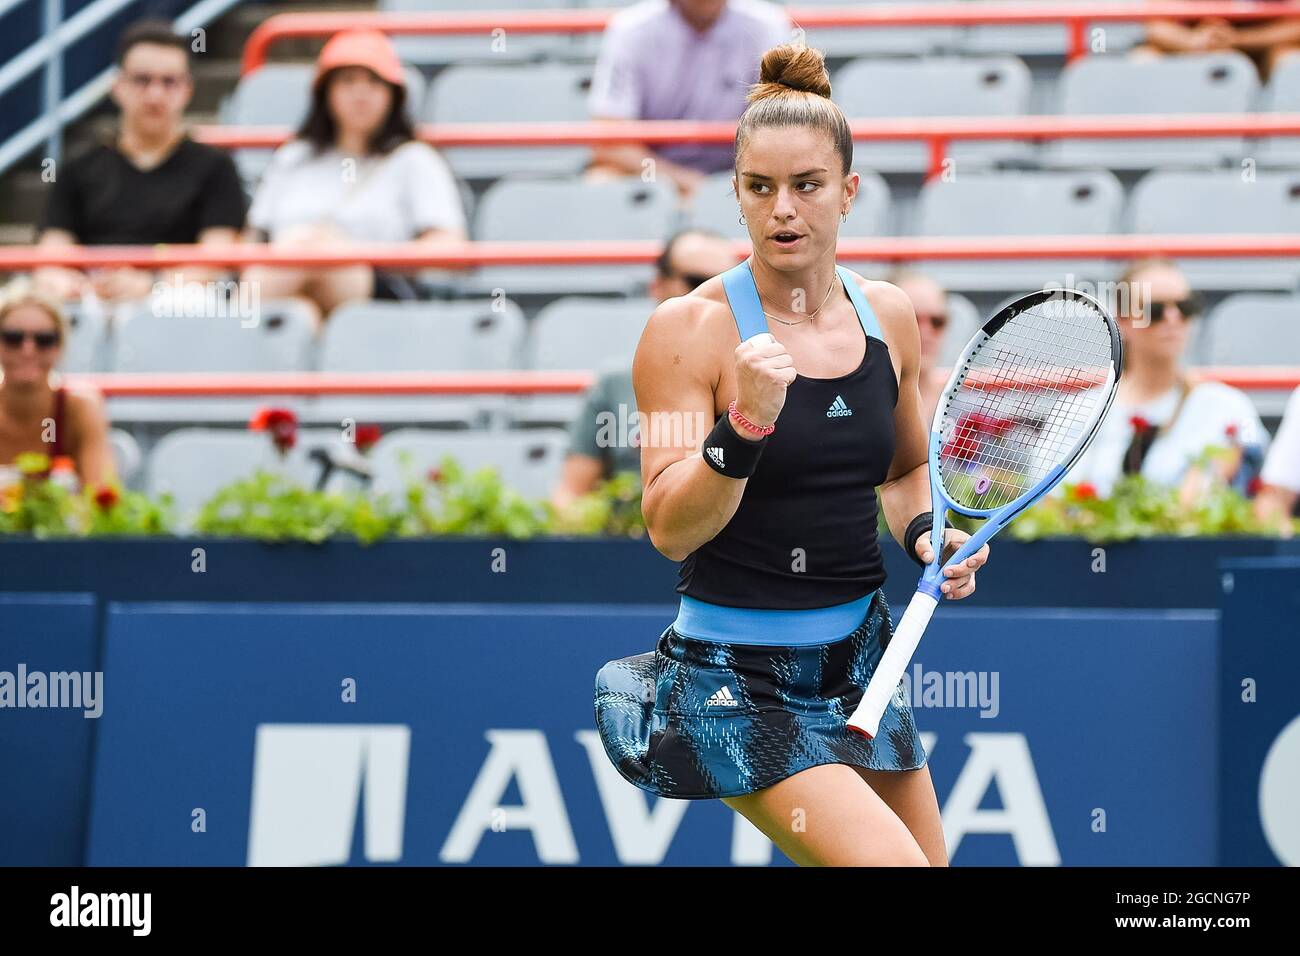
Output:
[36, 21, 247, 303]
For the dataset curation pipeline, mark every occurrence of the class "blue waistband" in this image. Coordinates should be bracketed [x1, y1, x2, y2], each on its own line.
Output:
[672, 591, 876, 646]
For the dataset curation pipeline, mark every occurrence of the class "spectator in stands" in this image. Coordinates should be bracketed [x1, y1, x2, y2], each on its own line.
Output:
[242, 30, 467, 325]
[1255, 385, 1300, 534]
[35, 20, 246, 304]
[551, 229, 736, 509]
[586, 0, 790, 201]
[888, 269, 951, 423]
[0, 281, 114, 487]
[1137, 3, 1300, 78]
[1066, 259, 1268, 498]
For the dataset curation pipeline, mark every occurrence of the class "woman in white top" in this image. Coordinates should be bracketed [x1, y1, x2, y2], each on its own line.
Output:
[242, 30, 467, 324]
[1256, 385, 1300, 534]
[1067, 258, 1268, 497]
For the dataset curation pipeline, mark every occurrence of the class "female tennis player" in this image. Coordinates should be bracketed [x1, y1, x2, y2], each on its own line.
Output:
[594, 42, 990, 867]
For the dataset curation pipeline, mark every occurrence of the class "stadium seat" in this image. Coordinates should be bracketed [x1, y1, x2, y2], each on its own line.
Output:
[108, 428, 142, 488]
[369, 428, 569, 501]
[1200, 293, 1300, 416]
[912, 169, 1125, 292]
[1128, 170, 1300, 290]
[466, 176, 678, 295]
[799, 0, 962, 58]
[833, 56, 1034, 173]
[960, 0, 1144, 57]
[310, 298, 528, 428]
[106, 298, 318, 425]
[1201, 293, 1300, 365]
[423, 63, 593, 180]
[60, 303, 108, 373]
[1045, 52, 1260, 170]
[1256, 56, 1300, 167]
[220, 63, 427, 189]
[383, 0, 575, 66]
[145, 427, 342, 527]
[511, 296, 653, 425]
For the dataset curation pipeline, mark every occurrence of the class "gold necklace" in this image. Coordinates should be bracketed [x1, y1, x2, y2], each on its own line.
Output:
[756, 272, 839, 327]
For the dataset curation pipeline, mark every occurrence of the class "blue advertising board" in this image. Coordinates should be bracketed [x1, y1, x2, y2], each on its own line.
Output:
[1218, 558, 1300, 866]
[0, 592, 100, 866]
[84, 601, 1218, 866]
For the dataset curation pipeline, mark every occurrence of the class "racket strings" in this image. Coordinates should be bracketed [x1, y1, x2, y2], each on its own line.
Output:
[938, 296, 1115, 511]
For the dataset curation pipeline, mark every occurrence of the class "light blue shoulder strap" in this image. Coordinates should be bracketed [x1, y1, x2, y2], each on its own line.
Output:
[720, 258, 769, 341]
[836, 265, 885, 343]
[722, 259, 886, 346]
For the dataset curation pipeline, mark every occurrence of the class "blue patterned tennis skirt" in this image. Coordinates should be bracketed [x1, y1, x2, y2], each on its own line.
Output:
[593, 590, 927, 800]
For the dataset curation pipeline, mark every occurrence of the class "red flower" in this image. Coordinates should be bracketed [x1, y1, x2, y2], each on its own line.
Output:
[1071, 482, 1098, 502]
[427, 467, 444, 484]
[1130, 415, 1152, 432]
[249, 406, 298, 454]
[93, 485, 120, 510]
[353, 423, 382, 454]
[1246, 476, 1264, 496]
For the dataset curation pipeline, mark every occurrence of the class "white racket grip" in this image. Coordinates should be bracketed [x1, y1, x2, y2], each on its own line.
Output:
[846, 590, 940, 739]
[746, 332, 776, 347]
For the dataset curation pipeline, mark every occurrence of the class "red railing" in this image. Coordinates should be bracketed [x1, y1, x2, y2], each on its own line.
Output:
[241, 2, 1300, 74]
[65, 368, 1300, 397]
[5, 236, 1300, 270]
[194, 114, 1300, 180]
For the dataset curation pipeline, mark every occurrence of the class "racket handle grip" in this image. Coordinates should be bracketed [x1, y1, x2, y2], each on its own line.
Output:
[846, 590, 940, 740]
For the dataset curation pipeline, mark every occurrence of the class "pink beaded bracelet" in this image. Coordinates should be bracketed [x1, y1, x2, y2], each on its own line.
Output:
[728, 400, 775, 437]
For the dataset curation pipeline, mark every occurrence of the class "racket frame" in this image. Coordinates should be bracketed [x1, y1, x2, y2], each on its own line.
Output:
[916, 288, 1122, 596]
[848, 288, 1121, 739]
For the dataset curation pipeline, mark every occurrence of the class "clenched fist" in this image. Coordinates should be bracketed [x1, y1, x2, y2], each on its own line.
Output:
[733, 332, 796, 432]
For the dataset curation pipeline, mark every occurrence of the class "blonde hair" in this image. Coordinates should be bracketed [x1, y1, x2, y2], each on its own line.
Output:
[0, 278, 68, 341]
[734, 43, 852, 175]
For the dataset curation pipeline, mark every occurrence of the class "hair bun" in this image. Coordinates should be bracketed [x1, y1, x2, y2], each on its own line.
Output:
[755, 43, 832, 99]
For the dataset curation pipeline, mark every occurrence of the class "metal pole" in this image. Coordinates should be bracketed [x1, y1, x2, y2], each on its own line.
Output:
[42, 0, 64, 166]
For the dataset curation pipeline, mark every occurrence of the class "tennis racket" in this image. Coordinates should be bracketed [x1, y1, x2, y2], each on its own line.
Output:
[846, 288, 1123, 739]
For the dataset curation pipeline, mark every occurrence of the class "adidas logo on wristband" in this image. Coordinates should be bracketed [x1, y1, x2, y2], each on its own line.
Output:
[705, 446, 725, 469]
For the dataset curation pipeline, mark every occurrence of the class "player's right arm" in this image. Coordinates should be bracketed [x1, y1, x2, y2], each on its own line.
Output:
[635, 296, 793, 562]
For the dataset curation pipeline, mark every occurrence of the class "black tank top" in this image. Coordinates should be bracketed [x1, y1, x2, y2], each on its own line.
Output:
[675, 260, 898, 610]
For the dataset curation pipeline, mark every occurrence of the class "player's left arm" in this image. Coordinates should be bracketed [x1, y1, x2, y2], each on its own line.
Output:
[860, 275, 989, 599]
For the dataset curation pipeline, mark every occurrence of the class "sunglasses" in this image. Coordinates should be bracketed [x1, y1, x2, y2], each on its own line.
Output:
[1, 329, 61, 350]
[1136, 295, 1204, 324]
[678, 273, 713, 291]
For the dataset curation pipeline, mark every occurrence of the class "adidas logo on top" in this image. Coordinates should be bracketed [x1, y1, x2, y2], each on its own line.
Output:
[705, 446, 725, 469]
[705, 685, 740, 708]
[827, 395, 853, 418]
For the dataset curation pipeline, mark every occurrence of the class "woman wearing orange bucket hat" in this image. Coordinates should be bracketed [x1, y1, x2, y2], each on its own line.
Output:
[243, 30, 467, 324]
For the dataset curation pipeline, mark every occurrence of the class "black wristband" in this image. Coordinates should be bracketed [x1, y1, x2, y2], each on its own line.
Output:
[904, 511, 953, 567]
[701, 412, 769, 479]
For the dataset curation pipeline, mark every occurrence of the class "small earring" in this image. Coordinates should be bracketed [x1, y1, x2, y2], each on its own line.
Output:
[738, 212, 746, 224]
[841, 211, 848, 223]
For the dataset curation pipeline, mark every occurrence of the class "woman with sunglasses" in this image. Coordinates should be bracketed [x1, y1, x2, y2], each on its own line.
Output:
[1065, 258, 1268, 497]
[0, 282, 114, 487]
